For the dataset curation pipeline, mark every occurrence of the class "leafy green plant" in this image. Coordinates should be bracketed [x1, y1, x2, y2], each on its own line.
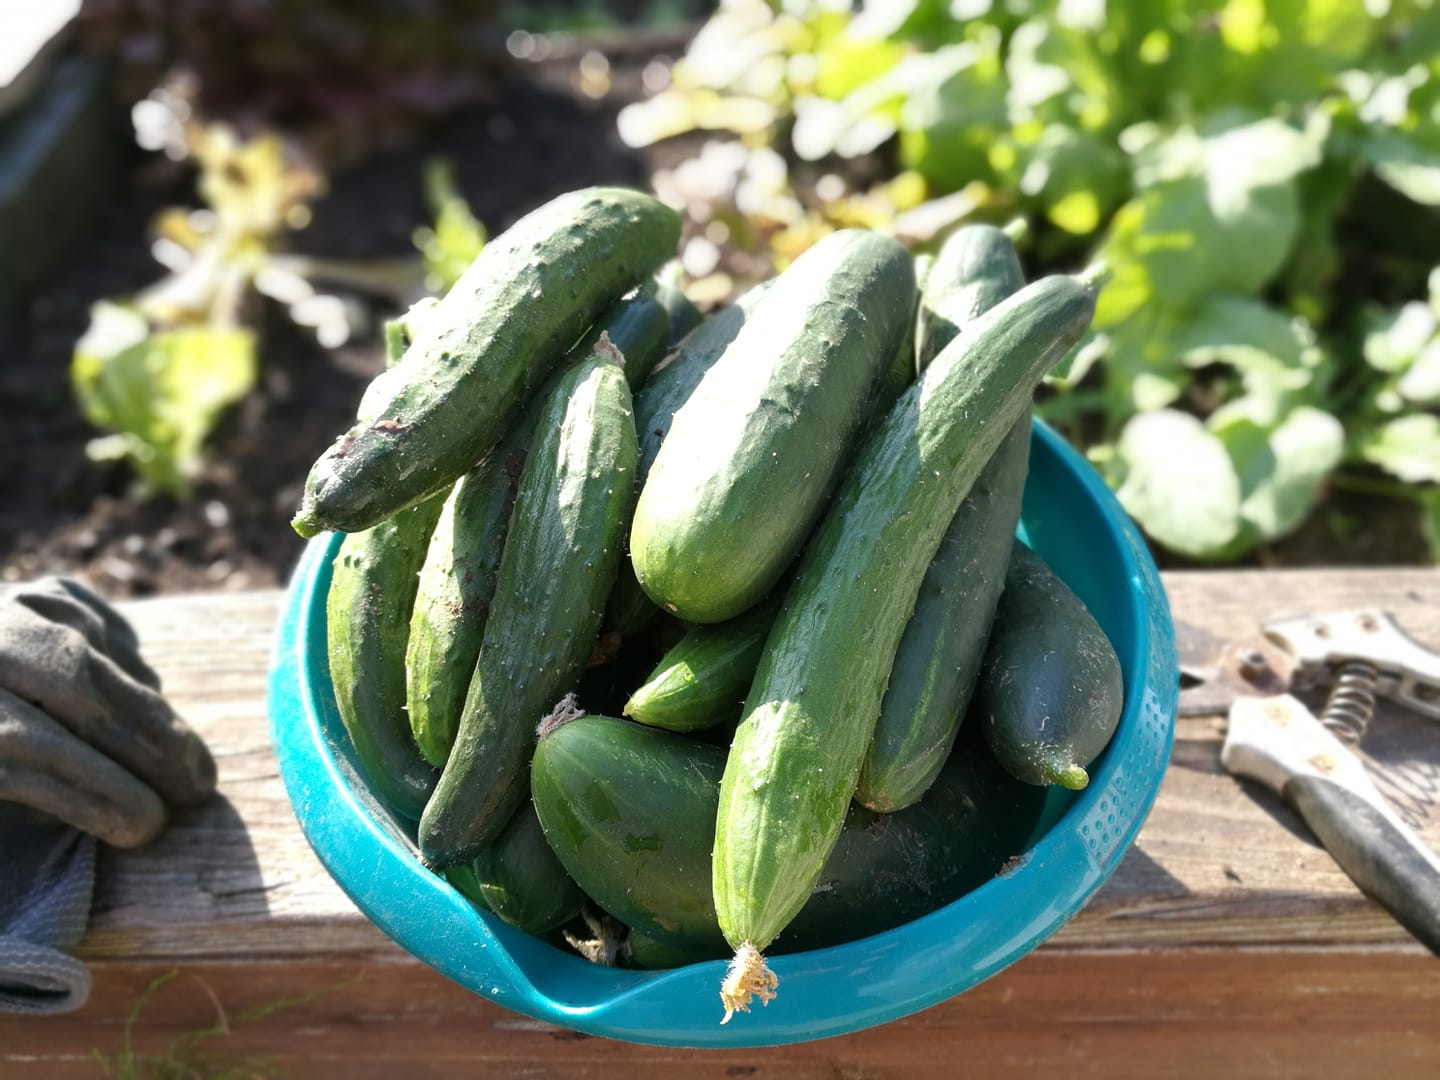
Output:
[622, 0, 1440, 560]
[72, 106, 486, 498]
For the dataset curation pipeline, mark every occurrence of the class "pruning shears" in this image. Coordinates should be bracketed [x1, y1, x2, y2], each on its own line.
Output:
[1177, 609, 1440, 955]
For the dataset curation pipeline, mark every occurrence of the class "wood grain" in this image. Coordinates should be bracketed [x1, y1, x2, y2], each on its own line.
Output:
[3, 569, 1438, 1073]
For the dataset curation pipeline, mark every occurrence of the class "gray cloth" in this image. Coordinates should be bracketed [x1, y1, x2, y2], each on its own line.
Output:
[0, 577, 216, 1015]
[0, 804, 95, 1014]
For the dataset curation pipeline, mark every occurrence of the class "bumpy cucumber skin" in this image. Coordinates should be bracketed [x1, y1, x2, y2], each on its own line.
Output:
[418, 354, 638, 864]
[856, 417, 1029, 811]
[976, 542, 1124, 790]
[534, 717, 1046, 967]
[472, 801, 586, 933]
[327, 496, 444, 820]
[623, 599, 779, 733]
[293, 188, 678, 537]
[404, 455, 520, 768]
[633, 281, 773, 485]
[610, 282, 774, 638]
[917, 225, 1026, 372]
[855, 229, 1029, 812]
[631, 230, 915, 623]
[405, 289, 679, 768]
[714, 275, 1097, 952]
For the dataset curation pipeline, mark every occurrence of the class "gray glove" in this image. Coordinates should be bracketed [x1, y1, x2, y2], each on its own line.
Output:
[0, 577, 216, 1013]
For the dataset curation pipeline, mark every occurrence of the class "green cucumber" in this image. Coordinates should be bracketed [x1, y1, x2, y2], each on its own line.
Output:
[856, 417, 1029, 812]
[713, 273, 1097, 1013]
[471, 801, 586, 933]
[405, 290, 679, 768]
[417, 347, 639, 864]
[533, 716, 1046, 968]
[622, 598, 779, 733]
[855, 228, 1029, 812]
[869, 283, 921, 420]
[975, 542, 1124, 790]
[632, 230, 915, 623]
[916, 224, 1026, 372]
[633, 280, 773, 486]
[604, 568, 660, 638]
[609, 281, 775, 639]
[442, 863, 491, 910]
[570, 282, 673, 389]
[293, 187, 678, 537]
[326, 329, 444, 819]
[326, 495, 443, 821]
[656, 280, 703, 346]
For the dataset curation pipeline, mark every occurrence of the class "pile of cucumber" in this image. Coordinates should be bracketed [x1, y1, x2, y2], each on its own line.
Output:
[297, 187, 1123, 1024]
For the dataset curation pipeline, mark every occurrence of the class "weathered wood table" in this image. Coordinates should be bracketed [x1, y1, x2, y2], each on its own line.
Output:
[3, 569, 1438, 1077]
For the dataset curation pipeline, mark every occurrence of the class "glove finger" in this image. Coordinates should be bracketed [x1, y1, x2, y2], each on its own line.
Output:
[11, 577, 160, 690]
[0, 688, 167, 848]
[87, 654, 216, 806]
[0, 618, 216, 808]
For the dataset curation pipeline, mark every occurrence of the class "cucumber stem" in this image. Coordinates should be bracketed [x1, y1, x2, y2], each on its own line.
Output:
[536, 693, 585, 740]
[719, 943, 778, 1024]
[1001, 217, 1029, 244]
[1046, 763, 1090, 791]
[1076, 260, 1111, 291]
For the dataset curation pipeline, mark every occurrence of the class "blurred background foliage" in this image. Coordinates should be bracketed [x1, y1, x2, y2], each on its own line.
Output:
[617, 0, 1440, 560]
[50, 0, 1440, 562]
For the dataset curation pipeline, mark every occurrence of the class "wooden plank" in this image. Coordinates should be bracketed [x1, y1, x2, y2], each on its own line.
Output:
[73, 569, 1440, 963]
[5, 951, 1437, 1077]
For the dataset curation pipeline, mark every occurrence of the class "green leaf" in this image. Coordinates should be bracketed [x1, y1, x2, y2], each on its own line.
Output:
[1171, 295, 1317, 400]
[1361, 414, 1440, 484]
[72, 309, 257, 496]
[1361, 133, 1440, 206]
[1364, 301, 1437, 373]
[1098, 173, 1300, 313]
[896, 33, 1009, 189]
[414, 159, 486, 295]
[1398, 339, 1440, 404]
[1210, 400, 1345, 544]
[1114, 409, 1243, 558]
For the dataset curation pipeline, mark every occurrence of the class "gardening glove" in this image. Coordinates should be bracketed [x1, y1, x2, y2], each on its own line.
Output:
[0, 577, 217, 1014]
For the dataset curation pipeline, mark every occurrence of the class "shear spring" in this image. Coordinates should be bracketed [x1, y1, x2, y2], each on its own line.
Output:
[1321, 659, 1379, 745]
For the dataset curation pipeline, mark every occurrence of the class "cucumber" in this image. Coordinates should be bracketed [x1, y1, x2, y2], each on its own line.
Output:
[855, 417, 1029, 812]
[622, 598, 779, 733]
[442, 863, 491, 910]
[869, 284, 920, 421]
[975, 542, 1124, 790]
[570, 282, 673, 389]
[471, 801, 586, 933]
[854, 228, 1029, 812]
[610, 281, 774, 639]
[533, 716, 1046, 968]
[417, 347, 639, 864]
[656, 280, 703, 346]
[326, 495, 443, 821]
[292, 187, 678, 537]
[406, 291, 678, 768]
[532, 715, 726, 951]
[633, 280, 773, 486]
[603, 567, 660, 638]
[631, 230, 915, 623]
[713, 273, 1097, 1015]
[916, 224, 1026, 372]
